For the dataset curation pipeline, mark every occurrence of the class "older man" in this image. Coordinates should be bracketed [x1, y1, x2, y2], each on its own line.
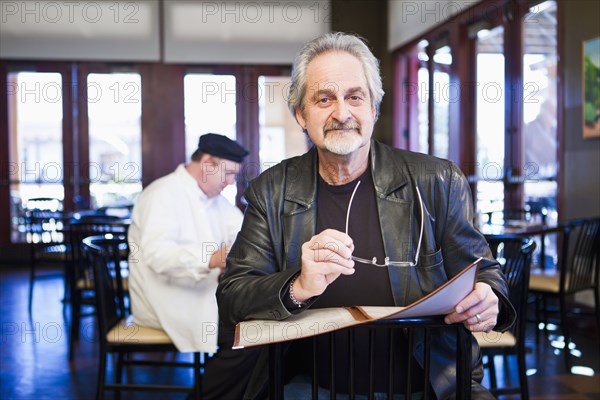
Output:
[217, 33, 515, 399]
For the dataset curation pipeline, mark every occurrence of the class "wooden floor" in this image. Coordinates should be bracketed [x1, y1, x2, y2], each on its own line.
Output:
[1, 263, 599, 399]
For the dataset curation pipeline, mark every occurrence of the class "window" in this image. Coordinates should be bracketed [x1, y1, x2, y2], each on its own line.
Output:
[417, 41, 430, 154]
[432, 45, 452, 160]
[258, 75, 308, 172]
[393, 0, 561, 237]
[522, 0, 558, 216]
[87, 73, 142, 209]
[474, 25, 506, 219]
[522, 0, 559, 266]
[184, 73, 238, 205]
[7, 72, 64, 242]
[411, 39, 452, 158]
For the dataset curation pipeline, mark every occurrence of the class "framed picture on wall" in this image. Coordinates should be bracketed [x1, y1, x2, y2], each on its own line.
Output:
[583, 36, 600, 139]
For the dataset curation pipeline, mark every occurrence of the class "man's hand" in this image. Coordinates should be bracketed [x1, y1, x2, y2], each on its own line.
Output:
[208, 244, 231, 271]
[292, 229, 355, 302]
[444, 282, 499, 333]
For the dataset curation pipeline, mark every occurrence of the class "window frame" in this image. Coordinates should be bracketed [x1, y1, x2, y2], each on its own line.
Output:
[392, 0, 563, 219]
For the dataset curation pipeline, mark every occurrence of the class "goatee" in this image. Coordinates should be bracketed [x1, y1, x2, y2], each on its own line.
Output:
[323, 120, 362, 155]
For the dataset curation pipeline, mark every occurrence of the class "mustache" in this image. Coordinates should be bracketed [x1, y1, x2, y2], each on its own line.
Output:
[324, 120, 361, 132]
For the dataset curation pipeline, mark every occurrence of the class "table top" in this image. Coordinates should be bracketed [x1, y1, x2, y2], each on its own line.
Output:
[480, 220, 563, 237]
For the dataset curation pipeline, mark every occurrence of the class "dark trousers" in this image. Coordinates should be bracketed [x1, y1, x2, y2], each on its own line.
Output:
[202, 329, 261, 400]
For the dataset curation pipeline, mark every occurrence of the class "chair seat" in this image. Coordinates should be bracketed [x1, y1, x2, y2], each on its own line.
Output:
[77, 276, 128, 291]
[529, 272, 560, 293]
[473, 331, 516, 348]
[107, 315, 172, 344]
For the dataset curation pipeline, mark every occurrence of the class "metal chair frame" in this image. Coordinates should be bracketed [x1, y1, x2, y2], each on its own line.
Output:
[268, 317, 473, 400]
[83, 235, 203, 400]
[66, 218, 128, 360]
[479, 237, 536, 399]
[530, 217, 600, 372]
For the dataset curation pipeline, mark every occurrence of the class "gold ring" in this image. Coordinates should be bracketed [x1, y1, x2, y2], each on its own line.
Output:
[476, 314, 482, 324]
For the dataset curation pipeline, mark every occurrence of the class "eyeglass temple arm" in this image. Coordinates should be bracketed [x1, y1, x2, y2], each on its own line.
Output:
[345, 180, 361, 236]
[345, 181, 425, 268]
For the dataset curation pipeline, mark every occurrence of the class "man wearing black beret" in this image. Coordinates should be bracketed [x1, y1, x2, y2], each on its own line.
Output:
[128, 133, 257, 399]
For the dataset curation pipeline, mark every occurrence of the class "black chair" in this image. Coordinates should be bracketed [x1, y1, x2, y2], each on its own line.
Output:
[67, 218, 129, 360]
[485, 234, 526, 259]
[529, 217, 600, 372]
[268, 317, 473, 399]
[475, 238, 536, 399]
[83, 235, 202, 400]
[24, 197, 68, 312]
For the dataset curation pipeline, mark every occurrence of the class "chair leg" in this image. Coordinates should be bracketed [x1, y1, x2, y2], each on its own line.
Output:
[69, 290, 81, 361]
[194, 352, 202, 400]
[502, 354, 510, 381]
[97, 349, 107, 400]
[534, 294, 542, 351]
[28, 258, 36, 313]
[559, 295, 571, 373]
[62, 261, 71, 318]
[542, 295, 549, 336]
[125, 353, 134, 384]
[488, 354, 498, 390]
[518, 343, 529, 400]
[115, 352, 123, 400]
[594, 286, 600, 361]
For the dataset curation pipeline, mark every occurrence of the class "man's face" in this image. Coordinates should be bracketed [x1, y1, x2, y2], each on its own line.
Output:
[295, 51, 376, 156]
[199, 156, 240, 198]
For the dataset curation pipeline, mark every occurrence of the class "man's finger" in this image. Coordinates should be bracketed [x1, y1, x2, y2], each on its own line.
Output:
[319, 228, 354, 247]
[309, 236, 354, 261]
[454, 289, 485, 315]
[316, 262, 355, 276]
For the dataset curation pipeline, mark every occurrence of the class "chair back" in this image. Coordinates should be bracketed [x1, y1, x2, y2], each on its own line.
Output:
[561, 218, 600, 294]
[501, 239, 536, 339]
[270, 317, 472, 399]
[486, 234, 524, 259]
[67, 219, 128, 290]
[83, 235, 130, 340]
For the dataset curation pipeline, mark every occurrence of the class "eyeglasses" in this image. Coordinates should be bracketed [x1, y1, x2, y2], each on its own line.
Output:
[345, 180, 424, 267]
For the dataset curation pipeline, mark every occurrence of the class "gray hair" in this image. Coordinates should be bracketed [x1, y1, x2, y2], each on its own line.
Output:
[288, 32, 384, 121]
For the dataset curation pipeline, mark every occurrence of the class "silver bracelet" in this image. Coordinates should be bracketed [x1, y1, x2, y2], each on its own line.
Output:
[289, 274, 305, 308]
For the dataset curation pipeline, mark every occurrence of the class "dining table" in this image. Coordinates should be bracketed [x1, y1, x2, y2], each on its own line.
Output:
[480, 219, 564, 270]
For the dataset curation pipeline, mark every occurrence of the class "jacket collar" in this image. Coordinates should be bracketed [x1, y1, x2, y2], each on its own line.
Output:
[284, 140, 409, 206]
[369, 140, 409, 196]
[283, 147, 319, 207]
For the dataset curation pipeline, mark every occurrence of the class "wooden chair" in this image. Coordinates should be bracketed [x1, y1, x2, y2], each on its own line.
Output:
[83, 235, 203, 400]
[475, 238, 536, 399]
[529, 217, 600, 372]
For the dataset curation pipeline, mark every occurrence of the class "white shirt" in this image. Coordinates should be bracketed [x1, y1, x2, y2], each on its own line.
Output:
[128, 164, 243, 352]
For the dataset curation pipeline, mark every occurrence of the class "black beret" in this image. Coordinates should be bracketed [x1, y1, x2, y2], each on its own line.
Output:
[197, 133, 249, 163]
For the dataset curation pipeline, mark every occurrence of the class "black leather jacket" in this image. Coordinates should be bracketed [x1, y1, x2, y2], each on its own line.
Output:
[218, 140, 515, 399]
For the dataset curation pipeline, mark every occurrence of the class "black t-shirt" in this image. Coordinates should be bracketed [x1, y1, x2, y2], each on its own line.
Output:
[313, 164, 394, 308]
[297, 164, 426, 395]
